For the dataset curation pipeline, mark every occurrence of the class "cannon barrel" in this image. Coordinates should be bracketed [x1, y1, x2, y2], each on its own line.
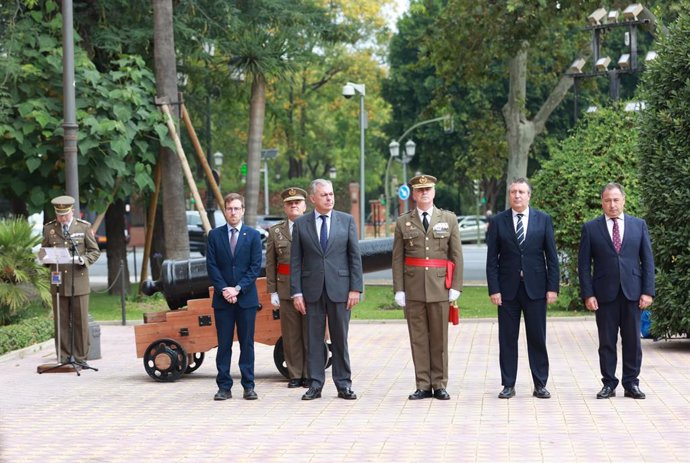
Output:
[141, 237, 393, 309]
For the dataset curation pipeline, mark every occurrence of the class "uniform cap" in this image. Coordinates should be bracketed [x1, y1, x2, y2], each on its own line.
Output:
[51, 195, 75, 215]
[281, 187, 307, 202]
[409, 174, 437, 189]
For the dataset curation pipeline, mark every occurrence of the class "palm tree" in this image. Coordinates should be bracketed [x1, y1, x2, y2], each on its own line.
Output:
[0, 219, 50, 325]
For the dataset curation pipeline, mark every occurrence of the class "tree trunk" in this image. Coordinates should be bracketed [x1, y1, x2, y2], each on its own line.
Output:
[105, 198, 130, 295]
[152, 0, 189, 259]
[244, 74, 266, 227]
[502, 41, 574, 207]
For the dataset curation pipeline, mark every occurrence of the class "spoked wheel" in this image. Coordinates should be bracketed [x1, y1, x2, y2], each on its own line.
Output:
[273, 337, 289, 379]
[273, 337, 333, 377]
[143, 338, 188, 382]
[324, 340, 332, 369]
[185, 352, 205, 374]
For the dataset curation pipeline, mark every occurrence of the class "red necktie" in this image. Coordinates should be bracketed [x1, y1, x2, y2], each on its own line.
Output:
[612, 218, 621, 253]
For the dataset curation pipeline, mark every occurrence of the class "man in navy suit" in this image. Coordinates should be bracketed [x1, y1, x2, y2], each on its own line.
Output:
[206, 193, 263, 401]
[291, 179, 363, 401]
[578, 183, 654, 400]
[486, 178, 560, 400]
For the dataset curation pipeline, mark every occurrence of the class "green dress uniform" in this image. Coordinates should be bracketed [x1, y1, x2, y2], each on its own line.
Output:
[265, 188, 309, 384]
[392, 183, 464, 393]
[41, 211, 100, 362]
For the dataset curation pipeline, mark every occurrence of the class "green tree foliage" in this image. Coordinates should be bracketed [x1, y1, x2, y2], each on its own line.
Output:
[532, 106, 641, 310]
[0, 219, 50, 325]
[638, 4, 690, 337]
[0, 1, 167, 214]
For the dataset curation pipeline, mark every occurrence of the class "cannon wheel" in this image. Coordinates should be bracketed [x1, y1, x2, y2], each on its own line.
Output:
[273, 337, 332, 379]
[143, 338, 189, 382]
[185, 352, 205, 374]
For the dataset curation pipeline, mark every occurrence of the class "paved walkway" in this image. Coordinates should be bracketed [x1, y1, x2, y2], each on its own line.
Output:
[1, 319, 688, 462]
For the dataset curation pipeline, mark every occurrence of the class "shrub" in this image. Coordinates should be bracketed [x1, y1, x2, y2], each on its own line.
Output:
[0, 316, 54, 356]
[638, 6, 690, 338]
[0, 219, 51, 325]
[532, 106, 642, 310]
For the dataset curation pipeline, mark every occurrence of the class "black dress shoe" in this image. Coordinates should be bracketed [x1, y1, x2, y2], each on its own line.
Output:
[243, 388, 258, 400]
[434, 388, 451, 400]
[337, 388, 357, 400]
[624, 385, 646, 399]
[302, 387, 322, 400]
[498, 386, 515, 399]
[301, 378, 310, 388]
[408, 389, 433, 400]
[214, 389, 232, 401]
[287, 379, 302, 388]
[533, 386, 551, 399]
[596, 385, 616, 399]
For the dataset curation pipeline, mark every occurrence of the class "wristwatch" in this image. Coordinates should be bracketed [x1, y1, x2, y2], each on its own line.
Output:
[234, 285, 241, 293]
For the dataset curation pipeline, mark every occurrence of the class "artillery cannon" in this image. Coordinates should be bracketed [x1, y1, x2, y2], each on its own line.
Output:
[135, 238, 393, 381]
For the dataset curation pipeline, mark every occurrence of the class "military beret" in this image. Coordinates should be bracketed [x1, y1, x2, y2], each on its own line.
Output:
[409, 174, 437, 189]
[281, 187, 307, 202]
[51, 195, 75, 215]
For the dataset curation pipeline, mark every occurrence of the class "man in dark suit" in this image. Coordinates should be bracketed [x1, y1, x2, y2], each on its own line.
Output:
[290, 179, 363, 400]
[206, 193, 263, 401]
[266, 187, 309, 388]
[578, 183, 654, 400]
[486, 178, 560, 399]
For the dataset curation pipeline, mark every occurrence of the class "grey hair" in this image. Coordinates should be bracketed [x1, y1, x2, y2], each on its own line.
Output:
[309, 178, 332, 195]
[509, 177, 532, 194]
[601, 182, 626, 197]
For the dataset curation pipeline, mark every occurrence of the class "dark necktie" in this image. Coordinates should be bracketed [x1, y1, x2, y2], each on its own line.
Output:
[230, 227, 238, 255]
[422, 212, 429, 232]
[612, 218, 621, 253]
[319, 215, 328, 252]
[516, 213, 525, 249]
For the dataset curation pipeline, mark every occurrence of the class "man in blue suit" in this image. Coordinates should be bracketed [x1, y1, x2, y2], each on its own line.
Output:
[291, 179, 363, 401]
[486, 178, 560, 400]
[578, 183, 655, 400]
[206, 193, 263, 401]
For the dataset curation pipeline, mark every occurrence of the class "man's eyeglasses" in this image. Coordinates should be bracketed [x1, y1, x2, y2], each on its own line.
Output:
[225, 207, 243, 212]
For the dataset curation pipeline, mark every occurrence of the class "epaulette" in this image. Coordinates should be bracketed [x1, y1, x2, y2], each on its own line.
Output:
[269, 220, 287, 231]
[45, 219, 57, 225]
[76, 218, 91, 225]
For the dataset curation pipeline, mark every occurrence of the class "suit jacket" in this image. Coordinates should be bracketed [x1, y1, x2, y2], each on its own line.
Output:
[206, 223, 262, 310]
[392, 208, 464, 303]
[290, 210, 363, 303]
[578, 214, 655, 303]
[41, 218, 101, 296]
[265, 220, 292, 299]
[486, 208, 560, 301]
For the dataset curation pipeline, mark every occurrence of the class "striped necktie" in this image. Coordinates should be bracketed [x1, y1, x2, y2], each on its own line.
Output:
[516, 214, 525, 249]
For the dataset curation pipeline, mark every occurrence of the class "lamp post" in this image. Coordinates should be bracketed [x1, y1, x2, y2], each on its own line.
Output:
[343, 82, 366, 239]
[383, 115, 451, 235]
[388, 139, 416, 213]
[260, 148, 278, 215]
[328, 166, 337, 179]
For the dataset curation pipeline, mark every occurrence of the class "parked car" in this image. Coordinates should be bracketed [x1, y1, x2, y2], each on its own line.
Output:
[187, 210, 267, 255]
[457, 215, 488, 243]
[255, 214, 284, 231]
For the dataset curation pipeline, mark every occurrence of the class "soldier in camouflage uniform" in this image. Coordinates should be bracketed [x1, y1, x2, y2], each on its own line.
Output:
[392, 175, 464, 401]
[41, 196, 101, 365]
[266, 187, 309, 388]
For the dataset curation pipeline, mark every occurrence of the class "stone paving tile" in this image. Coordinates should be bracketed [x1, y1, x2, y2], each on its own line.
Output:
[1, 319, 688, 462]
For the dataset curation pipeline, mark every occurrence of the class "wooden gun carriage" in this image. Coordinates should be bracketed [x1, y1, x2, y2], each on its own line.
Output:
[136, 238, 393, 381]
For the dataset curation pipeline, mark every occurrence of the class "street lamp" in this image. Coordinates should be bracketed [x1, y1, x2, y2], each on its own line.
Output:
[213, 151, 224, 168]
[389, 139, 416, 210]
[342, 82, 366, 239]
[328, 166, 337, 179]
[260, 148, 278, 215]
[383, 115, 452, 235]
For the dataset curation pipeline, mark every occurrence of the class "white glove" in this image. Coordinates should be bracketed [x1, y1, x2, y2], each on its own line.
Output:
[394, 291, 406, 307]
[448, 289, 461, 302]
[270, 292, 280, 307]
[76, 256, 85, 266]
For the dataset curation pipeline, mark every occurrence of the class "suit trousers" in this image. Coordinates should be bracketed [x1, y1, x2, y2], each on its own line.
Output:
[52, 293, 90, 362]
[305, 292, 351, 390]
[214, 305, 257, 391]
[279, 298, 308, 380]
[595, 289, 642, 390]
[405, 300, 449, 391]
[498, 281, 549, 388]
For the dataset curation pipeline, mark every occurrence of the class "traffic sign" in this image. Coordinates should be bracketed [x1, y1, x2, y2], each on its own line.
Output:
[398, 184, 410, 200]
